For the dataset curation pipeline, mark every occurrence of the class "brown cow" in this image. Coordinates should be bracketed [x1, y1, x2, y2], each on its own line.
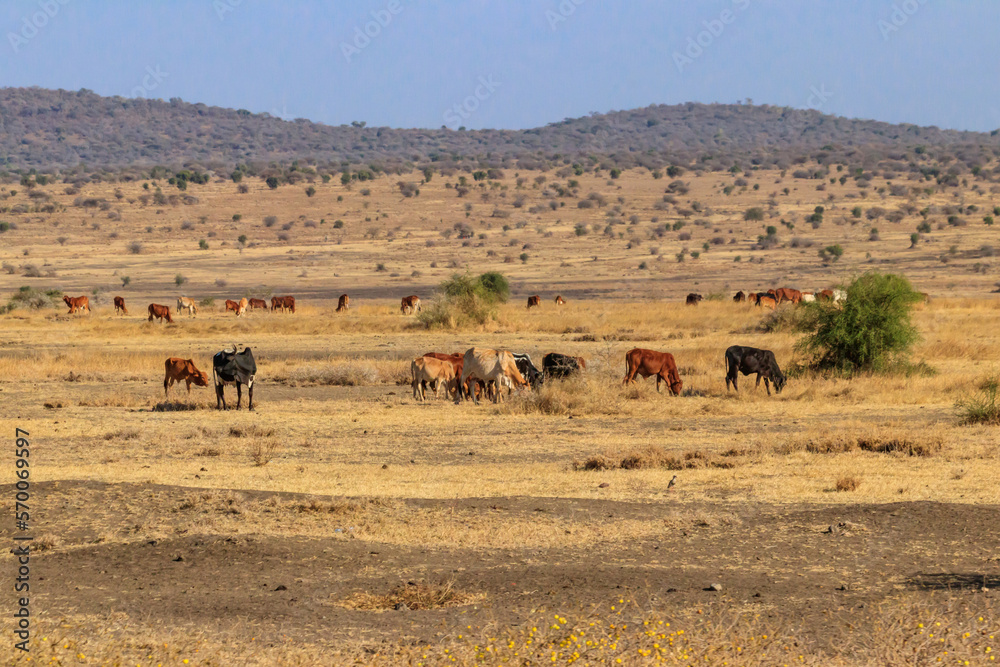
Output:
[271, 295, 296, 313]
[113, 296, 127, 315]
[733, 291, 746, 303]
[816, 289, 835, 302]
[400, 295, 421, 314]
[774, 287, 803, 305]
[63, 295, 91, 315]
[622, 348, 683, 395]
[164, 357, 209, 397]
[336, 294, 350, 312]
[527, 295, 540, 309]
[757, 294, 777, 310]
[411, 356, 457, 401]
[423, 352, 467, 398]
[747, 292, 761, 305]
[554, 295, 566, 306]
[225, 299, 241, 314]
[237, 297, 248, 316]
[148, 303, 173, 323]
[686, 293, 703, 306]
[248, 298, 268, 311]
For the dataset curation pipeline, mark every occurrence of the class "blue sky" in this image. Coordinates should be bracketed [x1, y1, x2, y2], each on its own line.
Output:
[2, 0, 997, 132]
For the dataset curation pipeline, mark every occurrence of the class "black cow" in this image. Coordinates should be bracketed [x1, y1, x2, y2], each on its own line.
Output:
[213, 345, 257, 410]
[686, 293, 703, 306]
[512, 353, 543, 389]
[543, 352, 585, 379]
[725, 345, 785, 396]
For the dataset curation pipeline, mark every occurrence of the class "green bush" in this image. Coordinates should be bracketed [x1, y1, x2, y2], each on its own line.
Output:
[958, 374, 1000, 425]
[419, 272, 509, 328]
[2, 286, 63, 313]
[798, 272, 923, 374]
[743, 207, 764, 221]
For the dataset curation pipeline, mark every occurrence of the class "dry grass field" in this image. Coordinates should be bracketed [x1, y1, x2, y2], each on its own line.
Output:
[1, 168, 999, 665]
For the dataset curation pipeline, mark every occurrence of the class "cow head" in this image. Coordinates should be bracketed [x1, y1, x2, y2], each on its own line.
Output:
[668, 369, 683, 396]
[192, 369, 210, 387]
[772, 368, 786, 394]
[63, 295, 72, 306]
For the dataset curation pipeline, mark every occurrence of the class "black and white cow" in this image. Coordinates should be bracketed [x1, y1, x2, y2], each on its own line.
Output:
[213, 345, 257, 410]
[724, 345, 785, 395]
[512, 353, 544, 389]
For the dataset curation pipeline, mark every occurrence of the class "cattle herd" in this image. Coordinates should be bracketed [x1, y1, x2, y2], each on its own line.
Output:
[55, 289, 806, 410]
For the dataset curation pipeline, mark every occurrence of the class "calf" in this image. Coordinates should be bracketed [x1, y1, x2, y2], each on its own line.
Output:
[411, 356, 457, 401]
[622, 348, 682, 395]
[113, 296, 128, 315]
[63, 295, 91, 315]
[724, 345, 786, 395]
[163, 357, 209, 397]
[148, 303, 172, 323]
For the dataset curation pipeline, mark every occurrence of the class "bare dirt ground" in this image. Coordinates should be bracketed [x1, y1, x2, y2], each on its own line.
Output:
[0, 168, 999, 664]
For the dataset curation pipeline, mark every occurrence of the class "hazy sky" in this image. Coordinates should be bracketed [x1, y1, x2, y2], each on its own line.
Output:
[2, 0, 997, 132]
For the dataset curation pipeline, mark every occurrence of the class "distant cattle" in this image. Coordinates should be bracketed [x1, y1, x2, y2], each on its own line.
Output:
[801, 292, 816, 303]
[512, 353, 544, 389]
[623, 348, 683, 395]
[400, 295, 421, 314]
[147, 303, 172, 323]
[527, 295, 540, 309]
[774, 288, 803, 305]
[271, 296, 295, 313]
[733, 291, 746, 303]
[248, 298, 268, 311]
[724, 345, 786, 396]
[213, 345, 256, 410]
[747, 292, 761, 305]
[113, 296, 127, 315]
[63, 295, 90, 315]
[336, 294, 350, 312]
[163, 357, 209, 398]
[817, 289, 834, 302]
[411, 356, 457, 401]
[832, 289, 847, 303]
[237, 297, 248, 317]
[460, 348, 527, 404]
[686, 293, 703, 306]
[756, 294, 777, 310]
[542, 352, 586, 379]
[554, 295, 566, 306]
[177, 296, 197, 317]
[225, 299, 241, 315]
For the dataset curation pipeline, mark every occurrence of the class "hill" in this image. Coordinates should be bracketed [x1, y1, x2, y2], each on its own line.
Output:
[1, 87, 999, 172]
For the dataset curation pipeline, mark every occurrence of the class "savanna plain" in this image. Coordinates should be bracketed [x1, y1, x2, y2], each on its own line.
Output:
[2, 167, 1000, 665]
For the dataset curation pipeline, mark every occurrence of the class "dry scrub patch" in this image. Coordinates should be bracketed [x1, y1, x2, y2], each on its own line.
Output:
[337, 580, 485, 611]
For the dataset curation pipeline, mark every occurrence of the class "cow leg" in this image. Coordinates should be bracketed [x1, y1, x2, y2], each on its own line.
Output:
[412, 379, 422, 401]
[655, 374, 662, 393]
[247, 384, 253, 411]
[164, 376, 170, 398]
[764, 378, 771, 396]
[236, 383, 243, 410]
[755, 374, 762, 390]
[216, 385, 226, 410]
[186, 379, 192, 395]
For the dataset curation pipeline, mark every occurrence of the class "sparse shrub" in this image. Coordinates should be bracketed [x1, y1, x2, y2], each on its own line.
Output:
[305, 186, 316, 198]
[835, 476, 861, 492]
[199, 239, 209, 250]
[958, 374, 1000, 425]
[175, 274, 187, 287]
[744, 207, 764, 222]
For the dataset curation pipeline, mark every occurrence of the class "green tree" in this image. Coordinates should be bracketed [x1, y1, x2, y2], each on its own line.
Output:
[266, 176, 279, 189]
[305, 186, 316, 198]
[175, 274, 187, 287]
[744, 207, 764, 222]
[199, 239, 209, 250]
[798, 272, 923, 374]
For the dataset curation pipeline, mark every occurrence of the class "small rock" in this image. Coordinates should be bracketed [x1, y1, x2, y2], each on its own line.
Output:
[837, 584, 849, 591]
[753, 592, 761, 598]
[381, 463, 388, 469]
[200, 467, 208, 471]
[394, 602, 409, 611]
[173, 555, 184, 562]
[274, 585, 287, 591]
[598, 482, 610, 488]
[666, 588, 678, 593]
[467, 451, 475, 456]
[709, 583, 723, 592]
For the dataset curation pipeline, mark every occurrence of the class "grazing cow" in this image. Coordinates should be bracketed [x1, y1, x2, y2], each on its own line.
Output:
[460, 348, 528, 404]
[527, 295, 541, 309]
[774, 288, 803, 305]
[832, 289, 847, 303]
[400, 295, 421, 314]
[423, 352, 471, 399]
[411, 356, 457, 401]
[554, 295, 566, 306]
[213, 345, 256, 410]
[237, 297, 248, 317]
[623, 348, 683, 395]
[724, 345, 786, 395]
[147, 303, 173, 323]
[270, 296, 295, 313]
[63, 295, 91, 315]
[225, 299, 241, 315]
[113, 296, 127, 315]
[512, 353, 544, 389]
[336, 294, 350, 312]
[801, 292, 816, 303]
[686, 293, 703, 306]
[177, 296, 198, 317]
[733, 291, 746, 303]
[756, 294, 777, 310]
[747, 292, 761, 306]
[163, 357, 209, 398]
[248, 298, 268, 311]
[542, 352, 586, 379]
[817, 289, 835, 302]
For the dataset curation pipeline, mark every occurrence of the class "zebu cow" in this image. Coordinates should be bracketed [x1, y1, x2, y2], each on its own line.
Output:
[147, 303, 173, 323]
[526, 295, 540, 309]
[336, 294, 350, 312]
[163, 357, 209, 397]
[724, 345, 786, 395]
[542, 352, 586, 379]
[774, 288, 803, 305]
[622, 348, 683, 395]
[177, 296, 197, 317]
[554, 295, 566, 306]
[756, 293, 777, 310]
[733, 291, 746, 303]
[225, 299, 241, 315]
[400, 295, 421, 314]
[63, 295, 91, 315]
[213, 345, 256, 410]
[411, 356, 457, 401]
[113, 296, 128, 315]
[459, 348, 528, 404]
[248, 298, 268, 311]
[237, 297, 248, 317]
[271, 296, 295, 313]
[512, 353, 544, 389]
